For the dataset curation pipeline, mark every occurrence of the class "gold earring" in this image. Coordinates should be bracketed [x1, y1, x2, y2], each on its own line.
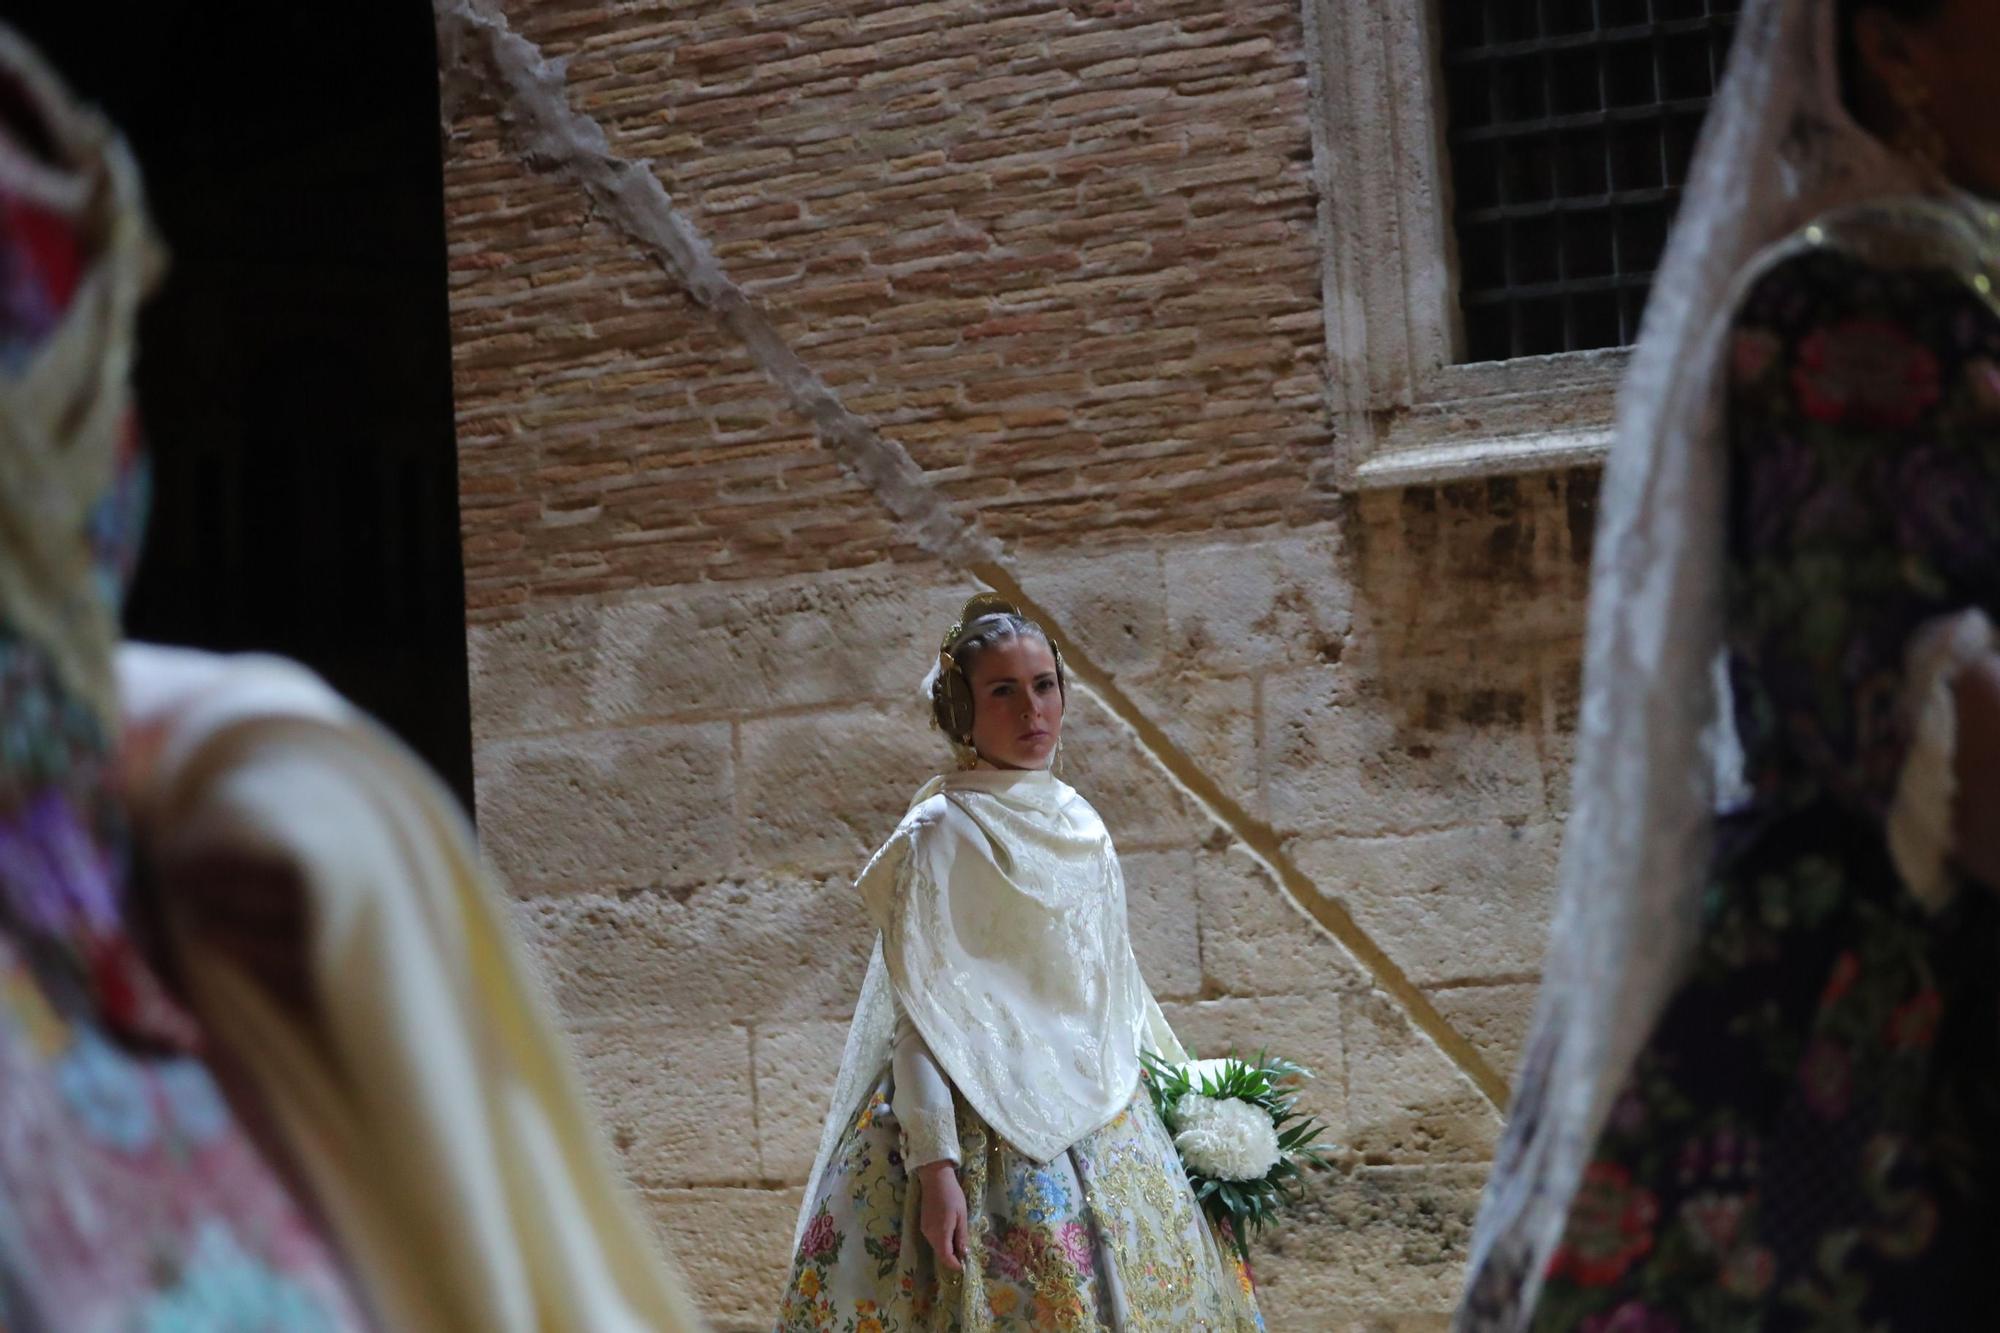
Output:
[1886, 63, 1949, 179]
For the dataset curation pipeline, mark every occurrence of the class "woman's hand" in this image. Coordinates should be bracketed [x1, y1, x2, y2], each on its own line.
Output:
[916, 1159, 969, 1272]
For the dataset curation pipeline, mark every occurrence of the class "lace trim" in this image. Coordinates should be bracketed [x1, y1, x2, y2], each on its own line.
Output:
[899, 1104, 961, 1170]
[1888, 608, 1996, 912]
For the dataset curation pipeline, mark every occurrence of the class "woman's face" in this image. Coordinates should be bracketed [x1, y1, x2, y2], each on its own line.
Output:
[1856, 0, 2000, 195]
[966, 634, 1064, 771]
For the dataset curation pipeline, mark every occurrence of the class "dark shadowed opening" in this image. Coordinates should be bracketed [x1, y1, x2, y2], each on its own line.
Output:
[8, 2, 473, 810]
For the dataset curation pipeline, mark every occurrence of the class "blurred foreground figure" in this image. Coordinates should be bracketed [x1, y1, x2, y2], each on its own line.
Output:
[0, 25, 703, 1331]
[1459, 1, 2000, 1329]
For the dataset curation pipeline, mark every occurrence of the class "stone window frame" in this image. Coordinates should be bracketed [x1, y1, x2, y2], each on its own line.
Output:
[1306, 0, 1627, 489]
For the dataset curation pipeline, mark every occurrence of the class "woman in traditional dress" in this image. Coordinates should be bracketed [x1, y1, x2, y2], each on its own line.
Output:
[0, 26, 702, 1330]
[1458, 1, 2000, 1329]
[777, 594, 1263, 1332]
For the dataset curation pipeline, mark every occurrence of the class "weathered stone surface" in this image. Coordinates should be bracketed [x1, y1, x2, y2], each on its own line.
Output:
[1293, 822, 1559, 986]
[605, 572, 968, 719]
[1199, 843, 1372, 997]
[1348, 476, 1591, 658]
[1120, 848, 1205, 1001]
[1253, 1164, 1486, 1327]
[1429, 981, 1540, 1091]
[1344, 990, 1502, 1164]
[753, 1019, 856, 1185]
[1057, 688, 1217, 848]
[570, 1019, 759, 1187]
[640, 1185, 802, 1330]
[513, 877, 876, 1027]
[465, 565, 969, 732]
[1163, 533, 1351, 679]
[1539, 640, 1584, 818]
[1114, 669, 1262, 820]
[1262, 661, 1547, 838]
[740, 703, 939, 876]
[1022, 546, 1168, 676]
[475, 722, 736, 892]
[464, 600, 615, 739]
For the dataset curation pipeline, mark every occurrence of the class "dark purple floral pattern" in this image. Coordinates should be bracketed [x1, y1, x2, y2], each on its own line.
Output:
[1531, 225, 2000, 1331]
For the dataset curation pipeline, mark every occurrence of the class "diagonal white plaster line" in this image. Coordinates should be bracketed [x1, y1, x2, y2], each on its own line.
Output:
[434, 0, 1001, 573]
[434, 0, 1510, 1111]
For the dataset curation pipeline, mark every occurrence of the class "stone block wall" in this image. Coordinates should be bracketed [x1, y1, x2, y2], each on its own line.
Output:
[435, 1, 1596, 1326]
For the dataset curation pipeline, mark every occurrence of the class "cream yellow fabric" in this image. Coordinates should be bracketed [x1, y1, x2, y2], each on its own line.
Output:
[858, 767, 1155, 1165]
[116, 644, 706, 1333]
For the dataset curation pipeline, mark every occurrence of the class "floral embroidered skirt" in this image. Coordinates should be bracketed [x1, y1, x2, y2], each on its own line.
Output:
[0, 938, 365, 1330]
[1511, 808, 2000, 1331]
[778, 1069, 1263, 1332]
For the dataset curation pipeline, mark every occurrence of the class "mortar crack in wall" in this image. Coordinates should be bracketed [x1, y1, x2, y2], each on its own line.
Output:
[435, 0, 1511, 1112]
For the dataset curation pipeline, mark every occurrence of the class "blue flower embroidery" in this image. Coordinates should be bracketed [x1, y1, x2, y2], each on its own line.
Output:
[55, 1027, 157, 1153]
[156, 1059, 231, 1148]
[141, 1221, 336, 1333]
[1008, 1164, 1073, 1225]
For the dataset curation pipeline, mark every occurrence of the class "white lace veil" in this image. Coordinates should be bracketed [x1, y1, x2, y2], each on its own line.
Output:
[1455, 1, 1925, 1325]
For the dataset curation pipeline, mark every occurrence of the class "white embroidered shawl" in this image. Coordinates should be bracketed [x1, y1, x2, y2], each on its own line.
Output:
[793, 767, 1180, 1249]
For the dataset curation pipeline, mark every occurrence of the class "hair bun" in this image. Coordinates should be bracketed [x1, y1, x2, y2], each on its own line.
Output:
[940, 592, 1021, 652]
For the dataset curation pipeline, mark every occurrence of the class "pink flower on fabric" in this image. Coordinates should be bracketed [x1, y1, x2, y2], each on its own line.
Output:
[1791, 318, 1941, 429]
[1547, 1163, 1659, 1288]
[799, 1210, 840, 1263]
[984, 1228, 1034, 1281]
[1058, 1220, 1094, 1274]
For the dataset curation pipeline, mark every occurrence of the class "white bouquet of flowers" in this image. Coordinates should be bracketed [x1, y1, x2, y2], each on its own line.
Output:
[1142, 1050, 1339, 1262]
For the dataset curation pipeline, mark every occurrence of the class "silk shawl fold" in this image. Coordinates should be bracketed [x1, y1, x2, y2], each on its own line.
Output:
[116, 644, 706, 1333]
[793, 767, 1180, 1250]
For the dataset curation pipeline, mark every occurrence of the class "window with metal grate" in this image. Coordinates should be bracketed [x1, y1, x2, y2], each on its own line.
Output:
[1440, 0, 1741, 362]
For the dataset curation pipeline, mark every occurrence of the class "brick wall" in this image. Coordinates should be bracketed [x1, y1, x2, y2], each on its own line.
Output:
[437, 2, 1595, 1326]
[443, 0, 1330, 619]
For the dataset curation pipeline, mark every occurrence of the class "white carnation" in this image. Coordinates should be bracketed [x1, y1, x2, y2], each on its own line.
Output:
[1172, 1093, 1281, 1182]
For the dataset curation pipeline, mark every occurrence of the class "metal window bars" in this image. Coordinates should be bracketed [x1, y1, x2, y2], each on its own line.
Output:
[1439, 0, 1741, 362]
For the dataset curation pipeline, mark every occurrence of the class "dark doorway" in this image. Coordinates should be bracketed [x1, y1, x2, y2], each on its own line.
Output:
[6, 3, 473, 809]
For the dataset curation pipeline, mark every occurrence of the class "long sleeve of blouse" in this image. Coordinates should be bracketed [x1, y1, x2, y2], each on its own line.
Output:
[890, 996, 961, 1170]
